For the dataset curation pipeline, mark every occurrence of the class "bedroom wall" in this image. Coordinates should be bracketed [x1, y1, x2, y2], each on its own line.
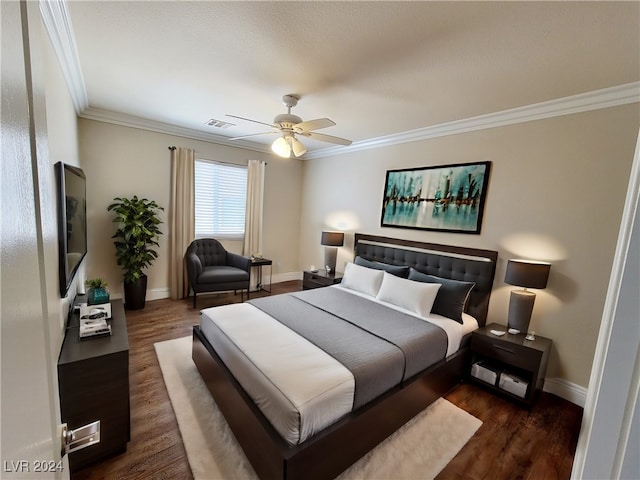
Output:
[42, 25, 81, 360]
[298, 104, 639, 396]
[77, 119, 303, 300]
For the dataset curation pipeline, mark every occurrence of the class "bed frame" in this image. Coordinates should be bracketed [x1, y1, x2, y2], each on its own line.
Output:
[192, 233, 498, 480]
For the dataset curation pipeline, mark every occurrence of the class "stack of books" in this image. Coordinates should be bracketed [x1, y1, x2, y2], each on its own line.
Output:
[79, 304, 112, 339]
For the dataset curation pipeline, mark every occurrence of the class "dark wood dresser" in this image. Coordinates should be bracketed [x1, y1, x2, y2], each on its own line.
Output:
[58, 298, 130, 471]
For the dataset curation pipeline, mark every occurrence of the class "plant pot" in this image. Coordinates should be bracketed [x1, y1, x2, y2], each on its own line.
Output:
[88, 287, 110, 305]
[124, 275, 148, 310]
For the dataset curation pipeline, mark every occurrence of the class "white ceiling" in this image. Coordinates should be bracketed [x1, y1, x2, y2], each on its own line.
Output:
[60, 1, 639, 158]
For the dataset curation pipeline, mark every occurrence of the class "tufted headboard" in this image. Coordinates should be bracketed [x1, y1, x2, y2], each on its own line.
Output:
[354, 233, 498, 327]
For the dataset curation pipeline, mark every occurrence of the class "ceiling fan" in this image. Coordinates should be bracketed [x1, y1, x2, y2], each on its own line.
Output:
[226, 94, 352, 158]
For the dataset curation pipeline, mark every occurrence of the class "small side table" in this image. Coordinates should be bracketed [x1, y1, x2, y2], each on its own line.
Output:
[251, 257, 272, 294]
[469, 322, 552, 407]
[303, 270, 343, 290]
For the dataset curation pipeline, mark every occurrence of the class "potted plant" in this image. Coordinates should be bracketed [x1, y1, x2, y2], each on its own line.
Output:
[85, 277, 110, 305]
[107, 195, 164, 310]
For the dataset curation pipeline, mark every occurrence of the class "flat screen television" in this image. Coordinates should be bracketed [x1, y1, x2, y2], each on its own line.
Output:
[55, 162, 87, 297]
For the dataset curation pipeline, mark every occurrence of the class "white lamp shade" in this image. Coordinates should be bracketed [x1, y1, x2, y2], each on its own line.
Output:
[271, 136, 291, 158]
[291, 137, 307, 157]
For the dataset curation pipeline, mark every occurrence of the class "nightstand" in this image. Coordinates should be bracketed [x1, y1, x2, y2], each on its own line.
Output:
[303, 270, 343, 290]
[469, 323, 552, 406]
[250, 257, 272, 294]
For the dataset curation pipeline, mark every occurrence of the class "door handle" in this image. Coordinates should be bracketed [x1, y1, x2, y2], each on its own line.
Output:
[60, 421, 100, 456]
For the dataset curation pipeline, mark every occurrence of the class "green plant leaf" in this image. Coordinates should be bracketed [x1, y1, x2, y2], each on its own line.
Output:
[107, 195, 164, 283]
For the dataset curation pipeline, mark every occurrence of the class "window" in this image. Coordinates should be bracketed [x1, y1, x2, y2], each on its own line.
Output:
[194, 159, 247, 239]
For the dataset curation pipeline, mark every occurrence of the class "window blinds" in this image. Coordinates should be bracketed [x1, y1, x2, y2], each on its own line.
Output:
[194, 160, 247, 238]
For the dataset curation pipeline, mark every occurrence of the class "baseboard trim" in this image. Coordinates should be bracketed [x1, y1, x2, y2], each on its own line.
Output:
[272, 271, 303, 284]
[145, 276, 302, 301]
[544, 377, 587, 408]
[147, 287, 171, 301]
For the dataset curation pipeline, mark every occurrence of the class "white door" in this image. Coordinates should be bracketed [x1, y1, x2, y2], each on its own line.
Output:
[1, 1, 67, 478]
[571, 132, 640, 478]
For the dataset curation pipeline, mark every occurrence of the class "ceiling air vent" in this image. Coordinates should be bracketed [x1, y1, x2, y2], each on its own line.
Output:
[205, 118, 235, 129]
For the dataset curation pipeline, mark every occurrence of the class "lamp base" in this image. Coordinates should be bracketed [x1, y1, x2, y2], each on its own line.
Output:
[508, 290, 536, 333]
[324, 247, 337, 274]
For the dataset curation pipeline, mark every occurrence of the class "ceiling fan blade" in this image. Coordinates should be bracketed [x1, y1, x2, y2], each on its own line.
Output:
[294, 118, 335, 132]
[226, 114, 275, 128]
[228, 131, 277, 140]
[302, 131, 352, 146]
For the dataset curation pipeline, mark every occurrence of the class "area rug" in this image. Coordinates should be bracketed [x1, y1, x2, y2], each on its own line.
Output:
[155, 336, 481, 480]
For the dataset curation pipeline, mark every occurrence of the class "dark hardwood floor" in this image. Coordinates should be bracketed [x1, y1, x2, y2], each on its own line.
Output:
[73, 281, 583, 480]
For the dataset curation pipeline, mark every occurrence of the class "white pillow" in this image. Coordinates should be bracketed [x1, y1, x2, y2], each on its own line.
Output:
[376, 271, 441, 317]
[341, 262, 384, 297]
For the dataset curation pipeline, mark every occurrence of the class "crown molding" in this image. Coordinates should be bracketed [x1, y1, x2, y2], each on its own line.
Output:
[42, 1, 638, 159]
[78, 81, 639, 160]
[39, 0, 88, 112]
[306, 81, 640, 159]
[79, 107, 273, 154]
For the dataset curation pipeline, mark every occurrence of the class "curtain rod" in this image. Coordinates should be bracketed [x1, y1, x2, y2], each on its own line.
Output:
[169, 146, 266, 165]
[197, 157, 267, 167]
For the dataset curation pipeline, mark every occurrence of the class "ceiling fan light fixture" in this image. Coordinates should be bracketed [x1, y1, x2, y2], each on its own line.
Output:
[271, 136, 291, 158]
[231, 93, 351, 154]
[291, 137, 307, 157]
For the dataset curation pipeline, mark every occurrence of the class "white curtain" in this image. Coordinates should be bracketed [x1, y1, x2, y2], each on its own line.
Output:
[243, 160, 266, 291]
[169, 146, 195, 299]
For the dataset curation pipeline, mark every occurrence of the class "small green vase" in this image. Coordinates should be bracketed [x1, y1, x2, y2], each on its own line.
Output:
[88, 287, 110, 305]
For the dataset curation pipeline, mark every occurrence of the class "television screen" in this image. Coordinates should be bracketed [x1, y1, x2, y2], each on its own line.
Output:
[55, 162, 87, 297]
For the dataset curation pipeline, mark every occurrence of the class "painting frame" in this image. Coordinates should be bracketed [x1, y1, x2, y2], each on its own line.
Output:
[380, 161, 491, 234]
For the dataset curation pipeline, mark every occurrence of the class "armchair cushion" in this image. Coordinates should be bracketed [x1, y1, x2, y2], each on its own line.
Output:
[199, 266, 250, 284]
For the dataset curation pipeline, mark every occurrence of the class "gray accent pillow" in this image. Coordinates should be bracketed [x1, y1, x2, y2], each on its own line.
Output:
[408, 268, 475, 323]
[354, 256, 410, 278]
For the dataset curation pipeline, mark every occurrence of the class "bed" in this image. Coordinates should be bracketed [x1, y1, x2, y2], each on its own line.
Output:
[192, 233, 498, 480]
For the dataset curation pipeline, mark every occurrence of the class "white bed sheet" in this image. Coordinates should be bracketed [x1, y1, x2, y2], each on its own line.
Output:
[200, 303, 355, 446]
[199, 287, 476, 445]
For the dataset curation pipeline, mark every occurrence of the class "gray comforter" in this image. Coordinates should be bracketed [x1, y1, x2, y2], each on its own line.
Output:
[248, 287, 448, 409]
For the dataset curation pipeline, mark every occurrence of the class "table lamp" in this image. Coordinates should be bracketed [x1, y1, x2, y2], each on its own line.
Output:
[504, 259, 551, 334]
[321, 231, 344, 274]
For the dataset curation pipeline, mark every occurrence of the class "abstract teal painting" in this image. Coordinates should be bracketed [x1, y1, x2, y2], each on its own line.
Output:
[381, 161, 491, 234]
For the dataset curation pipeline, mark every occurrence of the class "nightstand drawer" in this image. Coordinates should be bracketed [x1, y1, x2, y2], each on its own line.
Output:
[471, 335, 541, 372]
[304, 271, 332, 285]
[304, 278, 331, 289]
